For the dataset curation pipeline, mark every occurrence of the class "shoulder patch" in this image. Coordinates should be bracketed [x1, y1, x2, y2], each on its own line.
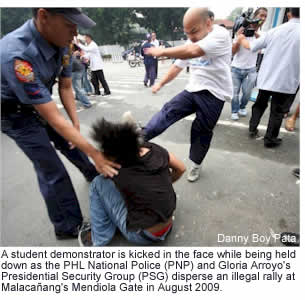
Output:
[14, 60, 35, 82]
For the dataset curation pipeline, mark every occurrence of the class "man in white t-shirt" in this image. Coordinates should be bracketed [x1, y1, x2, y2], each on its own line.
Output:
[76, 34, 111, 96]
[143, 7, 233, 182]
[231, 8, 268, 121]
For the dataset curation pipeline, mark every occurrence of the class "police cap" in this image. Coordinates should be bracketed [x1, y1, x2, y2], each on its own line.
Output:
[43, 8, 96, 28]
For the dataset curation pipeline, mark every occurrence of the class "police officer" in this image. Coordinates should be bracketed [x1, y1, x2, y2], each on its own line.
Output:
[1, 8, 120, 240]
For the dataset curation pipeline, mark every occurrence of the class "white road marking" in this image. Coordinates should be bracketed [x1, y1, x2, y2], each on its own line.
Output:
[184, 115, 296, 135]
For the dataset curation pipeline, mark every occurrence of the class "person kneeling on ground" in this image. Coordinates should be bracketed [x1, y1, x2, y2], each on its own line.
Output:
[79, 113, 186, 246]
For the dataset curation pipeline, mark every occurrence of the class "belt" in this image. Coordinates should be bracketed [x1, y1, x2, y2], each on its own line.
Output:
[1, 103, 35, 115]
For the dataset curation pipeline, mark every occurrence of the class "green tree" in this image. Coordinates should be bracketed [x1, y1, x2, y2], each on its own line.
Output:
[81, 8, 135, 46]
[227, 7, 243, 22]
[131, 8, 187, 41]
[1, 8, 32, 38]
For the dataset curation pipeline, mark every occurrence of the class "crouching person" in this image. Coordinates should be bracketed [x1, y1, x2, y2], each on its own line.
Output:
[79, 115, 186, 246]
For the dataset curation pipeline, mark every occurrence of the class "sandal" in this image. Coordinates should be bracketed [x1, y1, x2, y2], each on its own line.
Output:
[285, 117, 296, 131]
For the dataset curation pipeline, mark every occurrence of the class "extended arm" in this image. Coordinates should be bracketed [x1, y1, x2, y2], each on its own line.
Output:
[145, 43, 205, 60]
[152, 64, 183, 93]
[33, 101, 120, 177]
[58, 76, 79, 130]
[168, 152, 186, 183]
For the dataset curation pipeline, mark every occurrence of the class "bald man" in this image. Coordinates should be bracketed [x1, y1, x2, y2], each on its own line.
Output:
[143, 8, 233, 182]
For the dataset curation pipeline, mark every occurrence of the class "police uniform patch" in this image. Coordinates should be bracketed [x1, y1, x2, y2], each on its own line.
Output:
[24, 83, 42, 99]
[14, 59, 35, 82]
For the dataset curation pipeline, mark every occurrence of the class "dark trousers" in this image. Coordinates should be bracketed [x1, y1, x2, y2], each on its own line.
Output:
[155, 59, 158, 78]
[91, 69, 110, 95]
[249, 89, 296, 142]
[144, 63, 156, 86]
[1, 112, 98, 233]
[144, 90, 224, 165]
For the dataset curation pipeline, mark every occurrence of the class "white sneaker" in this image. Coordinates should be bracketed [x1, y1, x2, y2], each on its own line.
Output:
[238, 108, 247, 117]
[231, 113, 239, 121]
[187, 166, 200, 182]
[122, 111, 143, 134]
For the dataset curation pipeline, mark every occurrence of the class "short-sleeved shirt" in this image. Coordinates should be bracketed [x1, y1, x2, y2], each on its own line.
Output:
[112, 142, 176, 231]
[231, 36, 259, 69]
[249, 18, 300, 94]
[174, 24, 233, 102]
[1, 19, 72, 105]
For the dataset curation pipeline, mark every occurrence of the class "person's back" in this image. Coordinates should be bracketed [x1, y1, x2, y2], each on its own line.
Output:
[78, 115, 185, 246]
[253, 17, 300, 94]
[141, 41, 155, 65]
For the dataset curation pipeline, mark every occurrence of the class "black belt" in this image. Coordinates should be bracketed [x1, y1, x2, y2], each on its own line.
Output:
[1, 103, 35, 115]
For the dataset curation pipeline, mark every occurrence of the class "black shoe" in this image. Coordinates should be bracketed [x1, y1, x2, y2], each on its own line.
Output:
[249, 129, 259, 138]
[102, 92, 111, 96]
[264, 138, 282, 148]
[280, 232, 300, 246]
[55, 226, 80, 240]
[292, 168, 300, 178]
[144, 82, 148, 87]
[95, 92, 101, 96]
[78, 223, 93, 247]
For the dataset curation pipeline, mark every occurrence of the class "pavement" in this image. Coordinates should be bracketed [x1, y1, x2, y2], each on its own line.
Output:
[0, 60, 300, 247]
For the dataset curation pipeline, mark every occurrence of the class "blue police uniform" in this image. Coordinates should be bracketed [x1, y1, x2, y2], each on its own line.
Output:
[1, 19, 98, 236]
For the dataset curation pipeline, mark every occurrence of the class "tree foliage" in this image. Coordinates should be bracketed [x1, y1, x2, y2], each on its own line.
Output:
[1, 8, 32, 38]
[131, 8, 187, 40]
[227, 7, 243, 22]
[1, 7, 187, 44]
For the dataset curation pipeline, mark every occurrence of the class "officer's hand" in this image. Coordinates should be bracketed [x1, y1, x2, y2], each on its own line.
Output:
[152, 82, 162, 94]
[68, 123, 80, 149]
[92, 151, 121, 178]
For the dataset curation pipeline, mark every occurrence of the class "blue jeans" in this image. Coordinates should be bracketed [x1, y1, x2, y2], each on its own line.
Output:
[231, 66, 257, 113]
[82, 68, 93, 94]
[89, 176, 172, 246]
[72, 71, 91, 107]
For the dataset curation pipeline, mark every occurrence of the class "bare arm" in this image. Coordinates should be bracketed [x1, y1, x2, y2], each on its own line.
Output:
[145, 43, 205, 60]
[237, 34, 251, 49]
[33, 101, 120, 177]
[152, 64, 183, 93]
[232, 42, 241, 55]
[58, 76, 79, 130]
[168, 152, 186, 183]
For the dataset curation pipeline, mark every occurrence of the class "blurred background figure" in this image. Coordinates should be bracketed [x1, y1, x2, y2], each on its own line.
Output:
[71, 44, 92, 108]
[141, 34, 156, 87]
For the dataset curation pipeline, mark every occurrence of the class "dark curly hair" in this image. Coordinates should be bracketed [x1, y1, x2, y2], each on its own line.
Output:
[91, 118, 142, 166]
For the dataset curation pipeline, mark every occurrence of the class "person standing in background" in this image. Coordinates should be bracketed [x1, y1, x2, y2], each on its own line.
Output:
[141, 34, 156, 87]
[151, 32, 160, 78]
[76, 34, 111, 96]
[237, 8, 300, 148]
[231, 7, 268, 121]
[71, 44, 92, 108]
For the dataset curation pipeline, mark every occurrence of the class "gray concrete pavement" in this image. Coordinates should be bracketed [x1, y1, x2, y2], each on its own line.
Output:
[1, 60, 300, 246]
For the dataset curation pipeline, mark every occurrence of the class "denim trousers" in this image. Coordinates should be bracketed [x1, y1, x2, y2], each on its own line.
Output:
[89, 175, 171, 246]
[81, 68, 93, 94]
[72, 71, 91, 107]
[1, 112, 98, 233]
[231, 66, 257, 113]
[144, 89, 224, 165]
